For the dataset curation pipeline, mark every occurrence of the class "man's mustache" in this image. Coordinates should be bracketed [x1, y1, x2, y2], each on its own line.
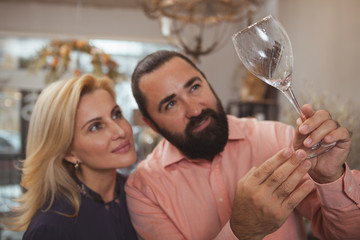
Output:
[186, 109, 217, 132]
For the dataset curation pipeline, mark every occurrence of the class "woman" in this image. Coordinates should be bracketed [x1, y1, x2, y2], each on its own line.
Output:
[5, 74, 138, 239]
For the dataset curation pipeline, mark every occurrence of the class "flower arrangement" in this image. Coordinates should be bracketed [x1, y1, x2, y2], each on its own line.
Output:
[28, 39, 121, 84]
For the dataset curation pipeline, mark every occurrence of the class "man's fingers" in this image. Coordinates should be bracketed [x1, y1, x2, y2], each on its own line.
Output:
[298, 110, 332, 135]
[302, 119, 338, 148]
[275, 159, 311, 199]
[250, 148, 293, 184]
[282, 179, 314, 210]
[300, 104, 315, 119]
[324, 126, 352, 144]
[264, 150, 307, 190]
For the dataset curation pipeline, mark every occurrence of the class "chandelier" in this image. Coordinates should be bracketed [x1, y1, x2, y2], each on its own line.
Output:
[140, 0, 266, 62]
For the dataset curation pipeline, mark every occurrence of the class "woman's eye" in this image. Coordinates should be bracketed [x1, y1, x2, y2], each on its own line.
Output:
[191, 84, 200, 92]
[112, 110, 122, 120]
[89, 123, 101, 132]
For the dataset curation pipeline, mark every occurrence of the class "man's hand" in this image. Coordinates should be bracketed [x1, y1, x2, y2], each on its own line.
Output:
[294, 104, 352, 183]
[230, 148, 314, 240]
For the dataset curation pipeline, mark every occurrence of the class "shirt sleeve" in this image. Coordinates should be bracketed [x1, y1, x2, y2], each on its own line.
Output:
[213, 221, 238, 240]
[297, 164, 360, 239]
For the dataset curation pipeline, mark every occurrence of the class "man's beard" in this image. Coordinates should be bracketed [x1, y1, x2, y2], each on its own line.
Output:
[155, 102, 228, 161]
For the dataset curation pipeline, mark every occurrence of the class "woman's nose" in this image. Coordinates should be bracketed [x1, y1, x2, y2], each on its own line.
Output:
[110, 121, 126, 140]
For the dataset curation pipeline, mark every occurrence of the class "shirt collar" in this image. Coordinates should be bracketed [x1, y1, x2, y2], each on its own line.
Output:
[74, 173, 124, 204]
[161, 115, 245, 167]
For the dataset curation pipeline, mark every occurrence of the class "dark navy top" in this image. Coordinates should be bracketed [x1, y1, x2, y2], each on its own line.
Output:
[23, 174, 138, 240]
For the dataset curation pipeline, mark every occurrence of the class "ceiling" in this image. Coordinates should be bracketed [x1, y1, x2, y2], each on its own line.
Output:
[0, 0, 141, 9]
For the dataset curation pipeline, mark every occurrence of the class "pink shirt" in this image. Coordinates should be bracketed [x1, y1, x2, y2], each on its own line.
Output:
[126, 116, 360, 239]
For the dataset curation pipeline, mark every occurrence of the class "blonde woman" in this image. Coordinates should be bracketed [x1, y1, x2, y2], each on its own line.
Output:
[4, 74, 138, 239]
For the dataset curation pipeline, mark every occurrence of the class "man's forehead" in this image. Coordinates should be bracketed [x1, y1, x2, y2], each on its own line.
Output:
[140, 58, 198, 88]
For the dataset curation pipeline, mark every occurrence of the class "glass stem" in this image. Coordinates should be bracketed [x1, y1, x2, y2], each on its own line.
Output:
[281, 86, 306, 121]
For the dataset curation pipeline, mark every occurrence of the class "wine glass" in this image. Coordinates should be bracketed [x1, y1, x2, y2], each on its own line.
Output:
[232, 15, 336, 159]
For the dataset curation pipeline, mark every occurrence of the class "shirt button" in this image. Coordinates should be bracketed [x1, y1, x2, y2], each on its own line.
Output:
[348, 186, 353, 192]
[219, 197, 223, 202]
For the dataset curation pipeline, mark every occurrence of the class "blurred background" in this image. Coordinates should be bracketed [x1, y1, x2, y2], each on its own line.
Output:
[0, 0, 359, 239]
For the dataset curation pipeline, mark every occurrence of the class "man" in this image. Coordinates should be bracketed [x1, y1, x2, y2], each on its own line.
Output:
[125, 50, 359, 239]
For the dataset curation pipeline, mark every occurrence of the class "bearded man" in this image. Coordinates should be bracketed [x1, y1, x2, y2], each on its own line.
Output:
[125, 50, 359, 240]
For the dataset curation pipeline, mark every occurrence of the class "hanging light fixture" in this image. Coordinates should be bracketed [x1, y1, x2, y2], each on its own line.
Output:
[140, 0, 266, 62]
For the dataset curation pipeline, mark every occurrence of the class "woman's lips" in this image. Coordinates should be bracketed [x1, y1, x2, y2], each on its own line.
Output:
[112, 141, 131, 154]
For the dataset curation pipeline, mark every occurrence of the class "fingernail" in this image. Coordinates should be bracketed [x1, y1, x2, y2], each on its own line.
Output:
[325, 135, 333, 142]
[299, 124, 309, 133]
[296, 118, 303, 126]
[296, 150, 306, 159]
[306, 180, 314, 189]
[283, 148, 293, 158]
[304, 138, 312, 145]
[302, 160, 311, 169]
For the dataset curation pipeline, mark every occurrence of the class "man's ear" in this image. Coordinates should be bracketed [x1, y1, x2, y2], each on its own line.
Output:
[142, 116, 159, 134]
[64, 151, 79, 165]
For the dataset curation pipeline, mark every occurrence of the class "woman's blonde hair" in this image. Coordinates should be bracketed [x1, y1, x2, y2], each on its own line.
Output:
[6, 74, 115, 231]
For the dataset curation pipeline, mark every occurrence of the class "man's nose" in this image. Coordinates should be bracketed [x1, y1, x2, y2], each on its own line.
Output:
[184, 99, 202, 118]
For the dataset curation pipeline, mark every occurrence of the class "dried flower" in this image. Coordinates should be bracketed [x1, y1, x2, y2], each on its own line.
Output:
[28, 39, 121, 84]
[280, 82, 359, 169]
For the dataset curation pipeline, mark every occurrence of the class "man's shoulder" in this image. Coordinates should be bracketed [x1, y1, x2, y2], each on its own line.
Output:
[227, 115, 293, 138]
[127, 154, 163, 183]
[126, 139, 187, 192]
[228, 114, 289, 127]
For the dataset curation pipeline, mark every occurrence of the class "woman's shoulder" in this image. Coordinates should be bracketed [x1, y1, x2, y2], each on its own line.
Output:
[23, 206, 75, 239]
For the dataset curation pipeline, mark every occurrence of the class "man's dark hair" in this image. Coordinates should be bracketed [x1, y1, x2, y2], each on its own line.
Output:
[131, 50, 207, 121]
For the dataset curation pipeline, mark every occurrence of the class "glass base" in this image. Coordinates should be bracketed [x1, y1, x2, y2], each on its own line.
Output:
[301, 141, 337, 159]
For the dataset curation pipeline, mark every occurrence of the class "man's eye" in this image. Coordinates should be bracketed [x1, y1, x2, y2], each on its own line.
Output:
[165, 101, 176, 111]
[112, 110, 122, 120]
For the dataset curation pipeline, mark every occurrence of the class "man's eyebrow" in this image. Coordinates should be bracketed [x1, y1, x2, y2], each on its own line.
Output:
[157, 77, 203, 113]
[184, 76, 202, 89]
